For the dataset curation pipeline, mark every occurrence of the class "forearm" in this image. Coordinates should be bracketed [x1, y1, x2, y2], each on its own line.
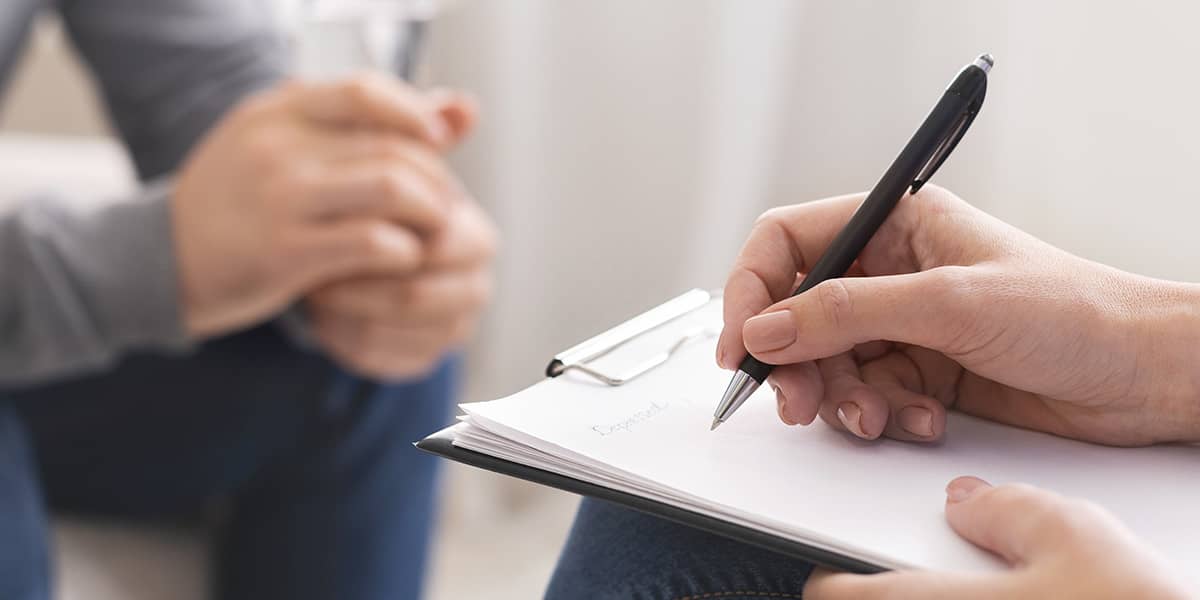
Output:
[0, 184, 189, 386]
[1130, 276, 1200, 442]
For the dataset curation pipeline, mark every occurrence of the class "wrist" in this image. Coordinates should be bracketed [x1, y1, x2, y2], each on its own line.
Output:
[1134, 278, 1200, 442]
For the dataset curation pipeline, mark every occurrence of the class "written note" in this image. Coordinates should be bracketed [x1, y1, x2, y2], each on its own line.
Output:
[591, 400, 672, 436]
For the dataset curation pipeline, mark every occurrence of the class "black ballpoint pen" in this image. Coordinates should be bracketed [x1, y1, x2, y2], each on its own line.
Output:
[711, 53, 993, 431]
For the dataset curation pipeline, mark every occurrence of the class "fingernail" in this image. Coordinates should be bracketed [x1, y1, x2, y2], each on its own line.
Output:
[743, 311, 796, 353]
[945, 476, 992, 504]
[897, 406, 934, 437]
[837, 402, 865, 437]
[775, 385, 797, 426]
[716, 345, 729, 370]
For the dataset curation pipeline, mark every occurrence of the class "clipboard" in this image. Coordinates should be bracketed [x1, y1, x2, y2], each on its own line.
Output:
[416, 290, 886, 575]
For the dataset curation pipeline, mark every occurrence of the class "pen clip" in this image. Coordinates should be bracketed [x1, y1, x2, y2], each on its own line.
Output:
[910, 88, 986, 194]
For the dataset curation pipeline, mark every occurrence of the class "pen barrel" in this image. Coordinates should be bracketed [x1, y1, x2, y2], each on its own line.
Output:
[738, 353, 774, 383]
[796, 91, 970, 293]
[735, 60, 988, 385]
[736, 92, 970, 384]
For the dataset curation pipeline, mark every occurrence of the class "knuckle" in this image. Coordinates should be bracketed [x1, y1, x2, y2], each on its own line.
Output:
[1058, 498, 1115, 537]
[814, 279, 854, 330]
[908, 183, 963, 212]
[990, 482, 1044, 505]
[752, 206, 791, 231]
[358, 223, 405, 262]
[990, 484, 1070, 530]
[341, 76, 377, 106]
[983, 483, 1039, 513]
[356, 224, 388, 258]
[373, 138, 417, 165]
[244, 131, 287, 172]
[377, 169, 413, 202]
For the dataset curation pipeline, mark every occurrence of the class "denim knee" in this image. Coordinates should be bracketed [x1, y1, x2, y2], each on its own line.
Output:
[547, 498, 812, 600]
[0, 406, 50, 600]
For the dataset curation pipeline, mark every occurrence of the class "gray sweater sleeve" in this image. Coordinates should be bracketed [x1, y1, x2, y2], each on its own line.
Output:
[0, 182, 186, 385]
[57, 0, 288, 180]
[0, 0, 290, 385]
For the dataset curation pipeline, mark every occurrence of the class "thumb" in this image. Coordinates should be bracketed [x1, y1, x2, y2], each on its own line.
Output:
[804, 567, 1015, 600]
[741, 267, 977, 365]
[943, 476, 1069, 565]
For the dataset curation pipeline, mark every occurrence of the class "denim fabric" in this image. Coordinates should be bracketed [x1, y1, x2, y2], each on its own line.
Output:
[0, 324, 455, 600]
[0, 404, 49, 600]
[547, 498, 813, 600]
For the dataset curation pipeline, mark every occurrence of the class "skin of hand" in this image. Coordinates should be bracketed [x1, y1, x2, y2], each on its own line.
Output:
[306, 196, 497, 380]
[303, 88, 499, 380]
[174, 73, 458, 338]
[803, 476, 1191, 600]
[174, 73, 497, 380]
[717, 184, 1200, 446]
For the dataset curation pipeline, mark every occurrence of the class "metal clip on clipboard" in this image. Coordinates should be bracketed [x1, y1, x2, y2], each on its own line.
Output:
[544, 289, 721, 386]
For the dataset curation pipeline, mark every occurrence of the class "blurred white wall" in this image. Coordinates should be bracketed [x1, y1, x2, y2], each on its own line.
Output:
[8, 0, 1198, 418]
[425, 0, 1200, 406]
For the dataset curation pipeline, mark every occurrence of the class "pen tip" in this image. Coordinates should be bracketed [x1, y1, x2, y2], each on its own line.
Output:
[710, 418, 722, 431]
[973, 53, 994, 73]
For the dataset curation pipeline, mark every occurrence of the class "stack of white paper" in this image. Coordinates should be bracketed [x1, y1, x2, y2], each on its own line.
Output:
[443, 306, 1200, 590]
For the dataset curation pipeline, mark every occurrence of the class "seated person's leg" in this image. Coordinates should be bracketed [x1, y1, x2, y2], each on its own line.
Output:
[546, 498, 813, 600]
[10, 325, 456, 600]
[0, 405, 50, 600]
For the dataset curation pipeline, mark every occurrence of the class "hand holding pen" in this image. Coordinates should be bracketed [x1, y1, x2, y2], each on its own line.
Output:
[710, 55, 1200, 447]
[711, 54, 992, 431]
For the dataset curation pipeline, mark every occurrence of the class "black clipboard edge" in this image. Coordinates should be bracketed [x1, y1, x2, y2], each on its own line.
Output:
[416, 432, 887, 576]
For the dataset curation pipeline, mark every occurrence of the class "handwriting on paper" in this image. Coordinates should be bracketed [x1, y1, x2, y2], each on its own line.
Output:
[591, 400, 671, 436]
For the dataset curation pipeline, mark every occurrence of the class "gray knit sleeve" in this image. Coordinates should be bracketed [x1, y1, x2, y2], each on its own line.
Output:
[0, 181, 190, 385]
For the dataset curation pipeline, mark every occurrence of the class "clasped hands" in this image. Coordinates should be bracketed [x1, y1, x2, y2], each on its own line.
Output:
[173, 73, 496, 380]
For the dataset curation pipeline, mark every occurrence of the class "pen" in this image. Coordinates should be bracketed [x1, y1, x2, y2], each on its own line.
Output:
[711, 53, 993, 431]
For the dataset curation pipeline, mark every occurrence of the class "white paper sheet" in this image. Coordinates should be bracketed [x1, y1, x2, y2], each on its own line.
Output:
[450, 301, 1200, 591]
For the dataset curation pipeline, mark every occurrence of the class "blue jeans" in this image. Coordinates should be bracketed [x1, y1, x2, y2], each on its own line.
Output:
[546, 498, 814, 599]
[0, 325, 455, 600]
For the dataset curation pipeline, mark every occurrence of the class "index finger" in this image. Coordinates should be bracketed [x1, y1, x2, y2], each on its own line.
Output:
[300, 160, 449, 234]
[424, 200, 499, 270]
[718, 192, 866, 369]
[291, 74, 449, 148]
